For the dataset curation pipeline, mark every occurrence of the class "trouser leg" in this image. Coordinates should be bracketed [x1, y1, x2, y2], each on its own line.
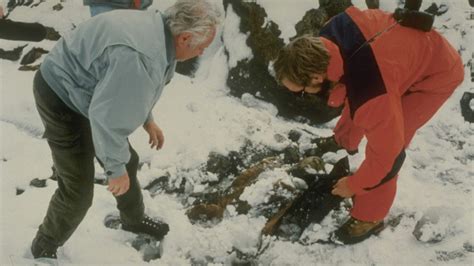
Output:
[114, 143, 145, 225]
[401, 90, 455, 146]
[33, 70, 95, 246]
[350, 176, 398, 221]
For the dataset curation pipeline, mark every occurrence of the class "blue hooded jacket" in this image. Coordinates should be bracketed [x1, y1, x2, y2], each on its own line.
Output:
[40, 10, 176, 179]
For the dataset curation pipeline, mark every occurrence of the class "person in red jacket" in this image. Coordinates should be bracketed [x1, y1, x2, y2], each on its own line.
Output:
[273, 6, 464, 244]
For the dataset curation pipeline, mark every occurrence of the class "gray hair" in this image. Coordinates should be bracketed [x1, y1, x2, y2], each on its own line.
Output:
[164, 0, 222, 47]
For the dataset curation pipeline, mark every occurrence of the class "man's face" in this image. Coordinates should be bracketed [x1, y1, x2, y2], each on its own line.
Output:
[281, 73, 327, 96]
[175, 28, 216, 62]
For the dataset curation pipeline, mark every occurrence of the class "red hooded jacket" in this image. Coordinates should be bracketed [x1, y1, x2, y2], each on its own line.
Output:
[319, 7, 464, 195]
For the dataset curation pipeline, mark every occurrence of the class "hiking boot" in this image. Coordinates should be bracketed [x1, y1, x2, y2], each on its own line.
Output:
[333, 217, 384, 244]
[122, 215, 169, 240]
[31, 234, 58, 259]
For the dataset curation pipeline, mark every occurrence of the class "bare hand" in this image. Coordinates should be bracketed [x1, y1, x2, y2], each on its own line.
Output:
[108, 173, 130, 196]
[143, 121, 164, 150]
[331, 176, 354, 198]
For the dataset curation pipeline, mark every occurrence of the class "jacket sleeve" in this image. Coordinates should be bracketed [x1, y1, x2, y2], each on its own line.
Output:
[346, 94, 405, 195]
[333, 102, 365, 153]
[89, 45, 157, 179]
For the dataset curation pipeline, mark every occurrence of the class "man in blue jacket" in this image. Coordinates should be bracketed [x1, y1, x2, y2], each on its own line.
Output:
[31, 0, 220, 260]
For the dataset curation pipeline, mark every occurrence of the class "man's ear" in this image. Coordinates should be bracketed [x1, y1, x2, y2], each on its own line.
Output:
[176, 32, 193, 48]
[310, 73, 326, 84]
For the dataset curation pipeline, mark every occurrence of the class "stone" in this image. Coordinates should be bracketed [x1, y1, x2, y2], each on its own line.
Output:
[282, 145, 301, 164]
[30, 178, 47, 188]
[424, 3, 449, 16]
[294, 8, 328, 38]
[44, 26, 61, 41]
[318, 0, 352, 18]
[16, 188, 25, 195]
[205, 151, 244, 181]
[288, 130, 302, 142]
[0, 45, 27, 61]
[20, 47, 49, 65]
[18, 64, 41, 71]
[460, 92, 474, 123]
[52, 3, 63, 11]
[365, 0, 380, 9]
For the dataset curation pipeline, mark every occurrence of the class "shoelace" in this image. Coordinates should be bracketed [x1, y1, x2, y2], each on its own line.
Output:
[41, 251, 57, 258]
[142, 216, 160, 228]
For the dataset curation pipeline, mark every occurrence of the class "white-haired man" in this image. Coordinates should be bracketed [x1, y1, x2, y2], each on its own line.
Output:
[31, 0, 221, 260]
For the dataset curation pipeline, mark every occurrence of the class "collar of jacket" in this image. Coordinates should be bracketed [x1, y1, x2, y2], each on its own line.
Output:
[321, 37, 344, 83]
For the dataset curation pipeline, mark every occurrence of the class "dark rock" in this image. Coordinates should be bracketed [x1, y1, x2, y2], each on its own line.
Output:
[30, 178, 47, 188]
[0, 45, 27, 61]
[44, 26, 61, 41]
[6, 0, 35, 12]
[206, 151, 244, 181]
[460, 92, 474, 123]
[304, 135, 343, 158]
[288, 130, 302, 143]
[16, 188, 25, 195]
[311, 135, 342, 154]
[319, 0, 352, 18]
[234, 200, 252, 215]
[294, 8, 328, 38]
[52, 3, 63, 11]
[365, 0, 379, 9]
[282, 146, 300, 164]
[18, 64, 41, 71]
[424, 3, 449, 16]
[31, 0, 45, 8]
[175, 57, 198, 77]
[471, 57, 473, 82]
[20, 47, 48, 65]
[464, 242, 474, 252]
[470, 0, 474, 8]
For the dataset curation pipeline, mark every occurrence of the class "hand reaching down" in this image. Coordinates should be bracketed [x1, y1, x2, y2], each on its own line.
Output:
[108, 173, 130, 196]
[143, 121, 164, 150]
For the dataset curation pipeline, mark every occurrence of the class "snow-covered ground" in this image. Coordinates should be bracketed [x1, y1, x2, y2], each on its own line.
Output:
[1, 0, 473, 265]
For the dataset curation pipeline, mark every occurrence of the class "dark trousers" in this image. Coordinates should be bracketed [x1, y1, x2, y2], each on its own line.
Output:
[32, 70, 145, 247]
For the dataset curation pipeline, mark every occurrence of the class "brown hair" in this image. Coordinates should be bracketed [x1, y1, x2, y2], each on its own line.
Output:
[273, 35, 330, 86]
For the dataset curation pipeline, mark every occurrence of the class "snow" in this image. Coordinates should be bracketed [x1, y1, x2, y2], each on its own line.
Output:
[1, 0, 473, 265]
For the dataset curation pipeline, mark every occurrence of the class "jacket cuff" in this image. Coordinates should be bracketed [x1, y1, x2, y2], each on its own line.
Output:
[106, 164, 127, 179]
[144, 112, 154, 125]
